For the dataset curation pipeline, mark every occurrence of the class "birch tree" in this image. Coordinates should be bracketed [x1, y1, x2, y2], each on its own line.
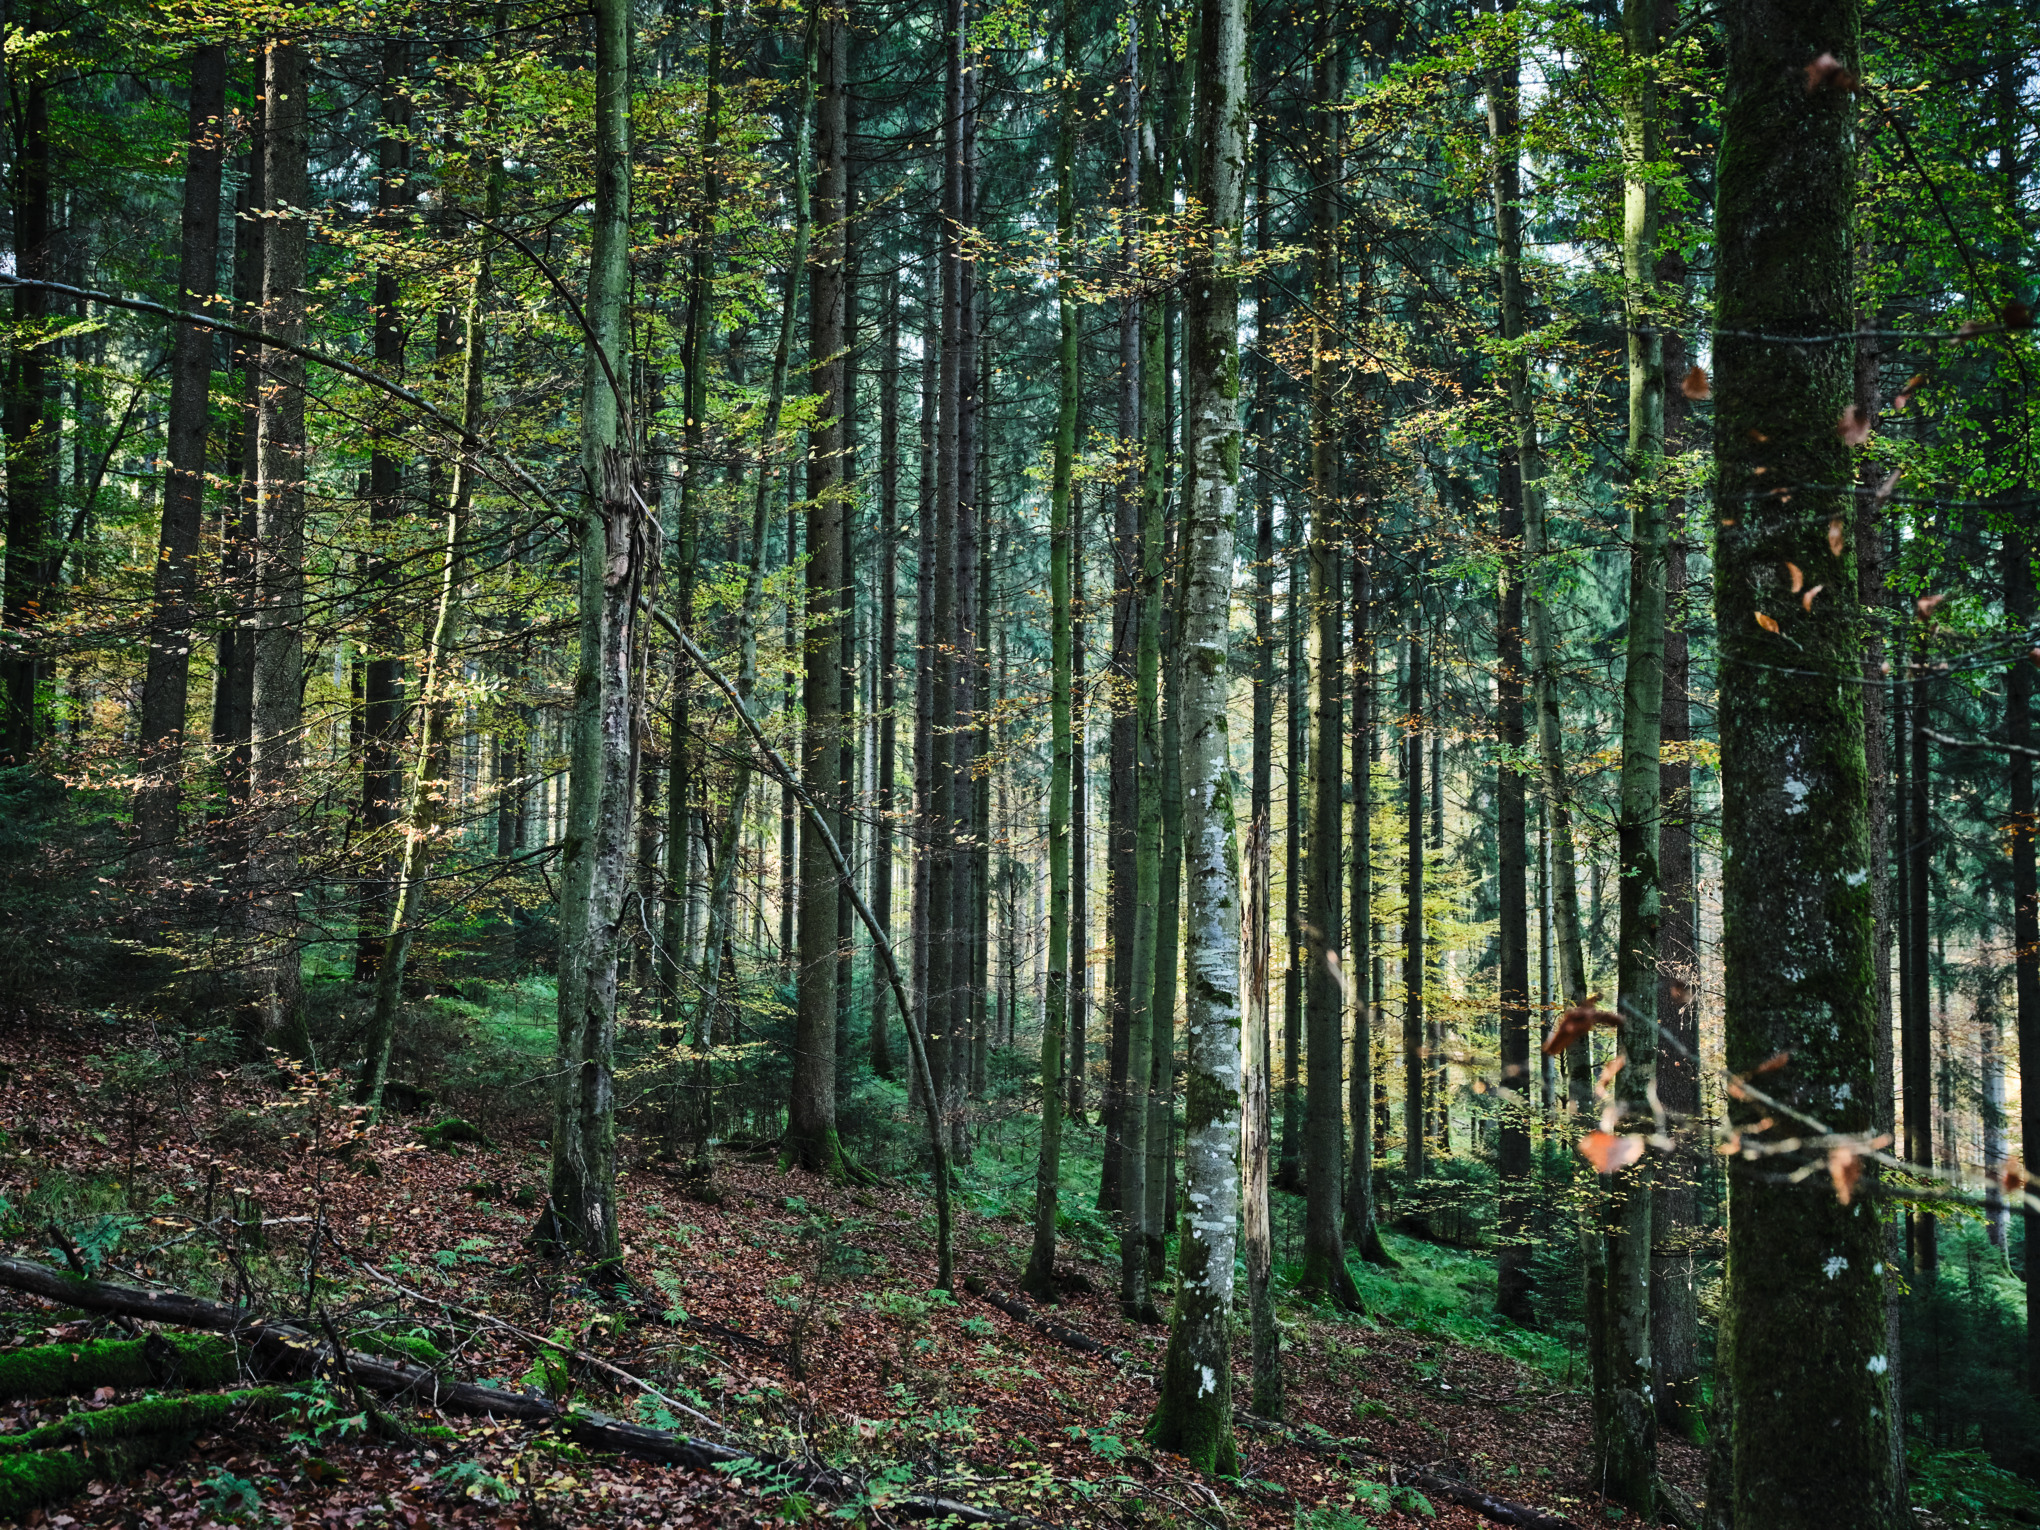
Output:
[1147, 0, 1246, 1475]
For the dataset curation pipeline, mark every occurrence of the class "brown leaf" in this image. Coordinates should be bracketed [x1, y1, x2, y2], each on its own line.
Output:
[2003, 1155, 2028, 1193]
[1801, 584, 1824, 610]
[1755, 611, 1781, 635]
[1828, 1144, 1864, 1206]
[1804, 51, 1858, 93]
[1753, 1051, 1791, 1075]
[1541, 1003, 1620, 1057]
[1836, 405, 1872, 446]
[1915, 592, 1946, 619]
[1893, 373, 1925, 411]
[1680, 365, 1711, 400]
[1873, 467, 1903, 505]
[1787, 561, 1805, 593]
[1596, 1052, 1628, 1097]
[1828, 518, 1846, 557]
[1581, 1132, 1646, 1174]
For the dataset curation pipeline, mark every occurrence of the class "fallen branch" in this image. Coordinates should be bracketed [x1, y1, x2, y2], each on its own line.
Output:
[0, 1333, 239, 1401]
[961, 1276, 1112, 1357]
[0, 1256, 1038, 1526]
[1235, 1414, 1583, 1530]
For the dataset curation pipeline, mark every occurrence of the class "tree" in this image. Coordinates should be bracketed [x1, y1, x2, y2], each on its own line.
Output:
[544, 0, 636, 1267]
[133, 43, 227, 856]
[1711, 0, 1901, 1518]
[1148, 0, 1246, 1474]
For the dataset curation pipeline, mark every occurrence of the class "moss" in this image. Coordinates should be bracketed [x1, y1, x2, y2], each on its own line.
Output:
[355, 1332, 446, 1367]
[0, 1388, 287, 1456]
[0, 1335, 238, 1402]
[0, 1448, 96, 1523]
[420, 1116, 493, 1152]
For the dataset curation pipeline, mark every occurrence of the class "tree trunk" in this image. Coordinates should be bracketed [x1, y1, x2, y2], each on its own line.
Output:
[2010, 528, 2039, 1389]
[356, 41, 413, 981]
[1594, 0, 1665, 1500]
[1485, 8, 1535, 1327]
[1070, 513, 1090, 1124]
[249, 37, 310, 1044]
[872, 258, 900, 1079]
[1, 11, 51, 761]
[790, 1, 851, 1178]
[1346, 550, 1393, 1265]
[1713, 0, 1900, 1515]
[1024, 7, 1079, 1298]
[1278, 502, 1305, 1193]
[212, 119, 263, 831]
[1147, 0, 1245, 1467]
[359, 178, 497, 1112]
[1403, 615, 1426, 1186]
[1905, 657, 1936, 1275]
[134, 43, 228, 853]
[1651, 544, 1700, 1433]
[543, 0, 635, 1266]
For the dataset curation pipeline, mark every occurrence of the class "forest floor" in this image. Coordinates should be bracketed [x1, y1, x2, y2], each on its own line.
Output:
[0, 1009, 2016, 1530]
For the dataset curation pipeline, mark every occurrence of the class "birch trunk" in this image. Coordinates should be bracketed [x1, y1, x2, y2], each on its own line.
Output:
[1147, 0, 1245, 1472]
[544, 0, 635, 1267]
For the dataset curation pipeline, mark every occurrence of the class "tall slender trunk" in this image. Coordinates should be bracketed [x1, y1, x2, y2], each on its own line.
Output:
[1346, 550, 1393, 1266]
[359, 175, 498, 1112]
[835, 89, 861, 1090]
[1148, 0, 1245, 1466]
[1099, 27, 1140, 1219]
[212, 114, 262, 831]
[2010, 528, 2040, 1389]
[357, 41, 413, 980]
[1486, 9, 1534, 1326]
[1278, 502, 1305, 1191]
[1594, 0, 1665, 1501]
[1403, 613, 1426, 1184]
[952, 29, 983, 1157]
[1, 9, 51, 761]
[872, 262, 900, 1079]
[134, 43, 228, 851]
[249, 37, 310, 1043]
[544, 0, 635, 1266]
[1301, 22, 1356, 1310]
[1713, 0, 1899, 1516]
[1023, 2, 1079, 1298]
[1651, 543, 1700, 1432]
[1905, 659, 1936, 1274]
[1069, 518, 1090, 1122]
[790, 0, 852, 1177]
[911, 290, 937, 1109]
[1246, 133, 1282, 1415]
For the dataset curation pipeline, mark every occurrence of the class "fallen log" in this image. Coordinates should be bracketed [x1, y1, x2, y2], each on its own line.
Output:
[962, 1276, 1112, 1357]
[0, 1256, 1038, 1526]
[0, 1389, 289, 1520]
[1235, 1413, 1583, 1530]
[0, 1333, 239, 1401]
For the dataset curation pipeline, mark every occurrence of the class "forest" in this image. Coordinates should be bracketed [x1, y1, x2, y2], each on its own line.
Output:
[0, 0, 2033, 1523]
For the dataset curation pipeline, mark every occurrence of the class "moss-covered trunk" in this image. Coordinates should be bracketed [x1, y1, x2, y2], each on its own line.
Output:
[1714, 0, 1899, 1518]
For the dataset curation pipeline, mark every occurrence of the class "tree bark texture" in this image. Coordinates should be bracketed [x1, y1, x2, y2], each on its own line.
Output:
[1713, 0, 1900, 1517]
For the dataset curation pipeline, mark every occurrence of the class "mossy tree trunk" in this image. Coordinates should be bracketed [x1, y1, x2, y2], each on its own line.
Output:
[1713, 0, 1900, 1518]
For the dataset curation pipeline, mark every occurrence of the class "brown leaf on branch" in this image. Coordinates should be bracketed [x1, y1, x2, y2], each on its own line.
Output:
[1801, 584, 1824, 611]
[1829, 519, 1846, 557]
[1916, 592, 1947, 619]
[1581, 1132, 1646, 1175]
[1893, 373, 1925, 411]
[1787, 561, 1805, 593]
[1755, 611, 1781, 635]
[1754, 1051, 1791, 1076]
[1828, 1145, 1865, 1205]
[1680, 365, 1711, 400]
[1836, 406, 1872, 446]
[1804, 52, 1859, 93]
[1541, 1003, 1619, 1057]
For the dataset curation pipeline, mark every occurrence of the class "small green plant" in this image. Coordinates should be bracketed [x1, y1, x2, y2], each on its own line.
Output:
[433, 1236, 496, 1269]
[960, 1314, 995, 1338]
[286, 1375, 368, 1446]
[434, 1457, 518, 1503]
[1065, 1423, 1128, 1462]
[200, 1467, 264, 1524]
